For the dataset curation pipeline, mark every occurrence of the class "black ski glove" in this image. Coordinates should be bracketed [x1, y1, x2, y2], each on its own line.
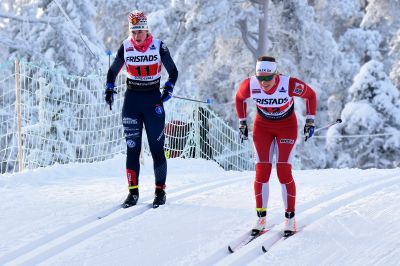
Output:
[239, 120, 248, 143]
[160, 82, 174, 103]
[105, 83, 117, 110]
[304, 118, 315, 141]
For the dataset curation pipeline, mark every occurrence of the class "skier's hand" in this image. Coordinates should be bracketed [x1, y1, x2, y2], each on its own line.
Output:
[105, 83, 117, 110]
[304, 117, 315, 141]
[161, 82, 174, 103]
[239, 120, 248, 143]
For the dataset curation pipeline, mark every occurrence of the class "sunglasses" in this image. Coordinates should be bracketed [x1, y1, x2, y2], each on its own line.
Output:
[256, 75, 275, 82]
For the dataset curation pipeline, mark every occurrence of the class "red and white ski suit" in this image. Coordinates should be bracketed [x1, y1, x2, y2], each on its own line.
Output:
[235, 74, 317, 214]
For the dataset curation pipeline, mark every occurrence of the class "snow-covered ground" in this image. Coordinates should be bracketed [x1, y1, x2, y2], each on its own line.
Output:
[0, 155, 399, 266]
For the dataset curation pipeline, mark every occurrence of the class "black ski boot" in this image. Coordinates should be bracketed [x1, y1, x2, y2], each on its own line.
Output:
[122, 189, 139, 208]
[152, 188, 166, 208]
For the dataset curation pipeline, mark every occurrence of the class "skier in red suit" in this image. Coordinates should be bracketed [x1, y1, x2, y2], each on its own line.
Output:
[235, 56, 317, 237]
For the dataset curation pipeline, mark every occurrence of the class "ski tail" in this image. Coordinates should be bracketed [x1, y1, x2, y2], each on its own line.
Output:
[228, 224, 275, 253]
[261, 225, 306, 253]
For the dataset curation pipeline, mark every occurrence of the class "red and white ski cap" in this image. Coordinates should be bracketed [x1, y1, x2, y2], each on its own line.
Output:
[128, 10, 148, 31]
[256, 61, 277, 74]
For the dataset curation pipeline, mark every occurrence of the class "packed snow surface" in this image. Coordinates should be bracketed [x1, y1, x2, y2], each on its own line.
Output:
[1, 155, 399, 265]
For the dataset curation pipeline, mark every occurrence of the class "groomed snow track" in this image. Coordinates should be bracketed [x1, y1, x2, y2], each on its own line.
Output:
[0, 172, 399, 265]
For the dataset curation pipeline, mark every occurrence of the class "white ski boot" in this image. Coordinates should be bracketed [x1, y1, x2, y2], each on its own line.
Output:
[251, 216, 266, 236]
[283, 211, 296, 237]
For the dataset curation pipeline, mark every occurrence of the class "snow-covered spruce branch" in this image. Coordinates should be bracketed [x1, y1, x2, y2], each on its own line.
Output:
[0, 12, 62, 24]
[0, 39, 38, 54]
[52, 0, 99, 60]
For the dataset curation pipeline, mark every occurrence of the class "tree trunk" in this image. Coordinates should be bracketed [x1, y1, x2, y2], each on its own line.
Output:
[257, 0, 269, 57]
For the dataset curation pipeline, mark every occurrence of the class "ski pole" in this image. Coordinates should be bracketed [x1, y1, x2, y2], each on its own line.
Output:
[106, 50, 113, 110]
[106, 50, 112, 69]
[314, 118, 342, 133]
[172, 95, 212, 104]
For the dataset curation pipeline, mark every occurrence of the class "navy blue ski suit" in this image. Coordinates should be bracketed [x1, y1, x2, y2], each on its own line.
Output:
[107, 38, 178, 191]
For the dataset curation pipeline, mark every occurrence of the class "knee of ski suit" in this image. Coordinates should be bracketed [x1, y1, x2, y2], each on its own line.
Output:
[276, 163, 293, 184]
[255, 163, 272, 183]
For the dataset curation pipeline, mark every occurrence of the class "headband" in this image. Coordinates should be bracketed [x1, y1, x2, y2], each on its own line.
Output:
[255, 61, 277, 73]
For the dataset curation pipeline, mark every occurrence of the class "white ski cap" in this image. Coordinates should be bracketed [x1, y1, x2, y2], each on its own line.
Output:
[256, 61, 277, 74]
[128, 10, 148, 31]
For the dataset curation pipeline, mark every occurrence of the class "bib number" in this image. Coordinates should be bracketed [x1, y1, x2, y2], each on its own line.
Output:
[127, 63, 160, 77]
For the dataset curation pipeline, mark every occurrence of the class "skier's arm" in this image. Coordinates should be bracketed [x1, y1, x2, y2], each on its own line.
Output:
[106, 44, 125, 85]
[235, 78, 251, 120]
[160, 41, 178, 86]
[288, 77, 317, 117]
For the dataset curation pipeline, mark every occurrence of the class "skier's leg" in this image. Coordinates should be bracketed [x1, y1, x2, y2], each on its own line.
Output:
[275, 120, 298, 235]
[123, 116, 143, 189]
[144, 104, 167, 187]
[121, 94, 143, 208]
[253, 118, 275, 222]
[276, 163, 296, 212]
[143, 101, 167, 208]
[277, 162, 297, 235]
[254, 163, 272, 217]
[275, 120, 297, 213]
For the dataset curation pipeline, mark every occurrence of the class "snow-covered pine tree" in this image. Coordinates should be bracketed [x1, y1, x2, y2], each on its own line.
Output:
[390, 30, 400, 87]
[311, 0, 364, 40]
[327, 27, 382, 121]
[0, 0, 13, 63]
[0, 1, 23, 172]
[324, 0, 399, 169]
[327, 60, 400, 168]
[0, 61, 17, 173]
[3, 1, 110, 167]
[361, 0, 400, 91]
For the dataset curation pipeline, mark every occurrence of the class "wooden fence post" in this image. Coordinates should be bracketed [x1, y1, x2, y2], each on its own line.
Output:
[15, 59, 23, 172]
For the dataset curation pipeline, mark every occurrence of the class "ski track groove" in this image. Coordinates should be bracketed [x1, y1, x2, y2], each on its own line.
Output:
[253, 174, 400, 266]
[200, 172, 400, 266]
[0, 174, 248, 266]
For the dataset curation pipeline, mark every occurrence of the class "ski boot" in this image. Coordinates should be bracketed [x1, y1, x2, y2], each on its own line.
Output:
[152, 188, 166, 208]
[122, 189, 139, 208]
[283, 211, 296, 237]
[251, 216, 266, 236]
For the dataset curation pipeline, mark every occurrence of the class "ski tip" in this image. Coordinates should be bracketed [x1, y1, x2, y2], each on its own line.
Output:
[228, 246, 234, 253]
[336, 118, 342, 123]
[261, 245, 267, 253]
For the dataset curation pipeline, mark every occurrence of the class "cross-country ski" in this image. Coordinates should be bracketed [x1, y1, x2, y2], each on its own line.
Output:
[228, 225, 275, 253]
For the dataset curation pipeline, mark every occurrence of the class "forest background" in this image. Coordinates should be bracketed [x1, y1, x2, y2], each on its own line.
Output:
[0, 0, 399, 169]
